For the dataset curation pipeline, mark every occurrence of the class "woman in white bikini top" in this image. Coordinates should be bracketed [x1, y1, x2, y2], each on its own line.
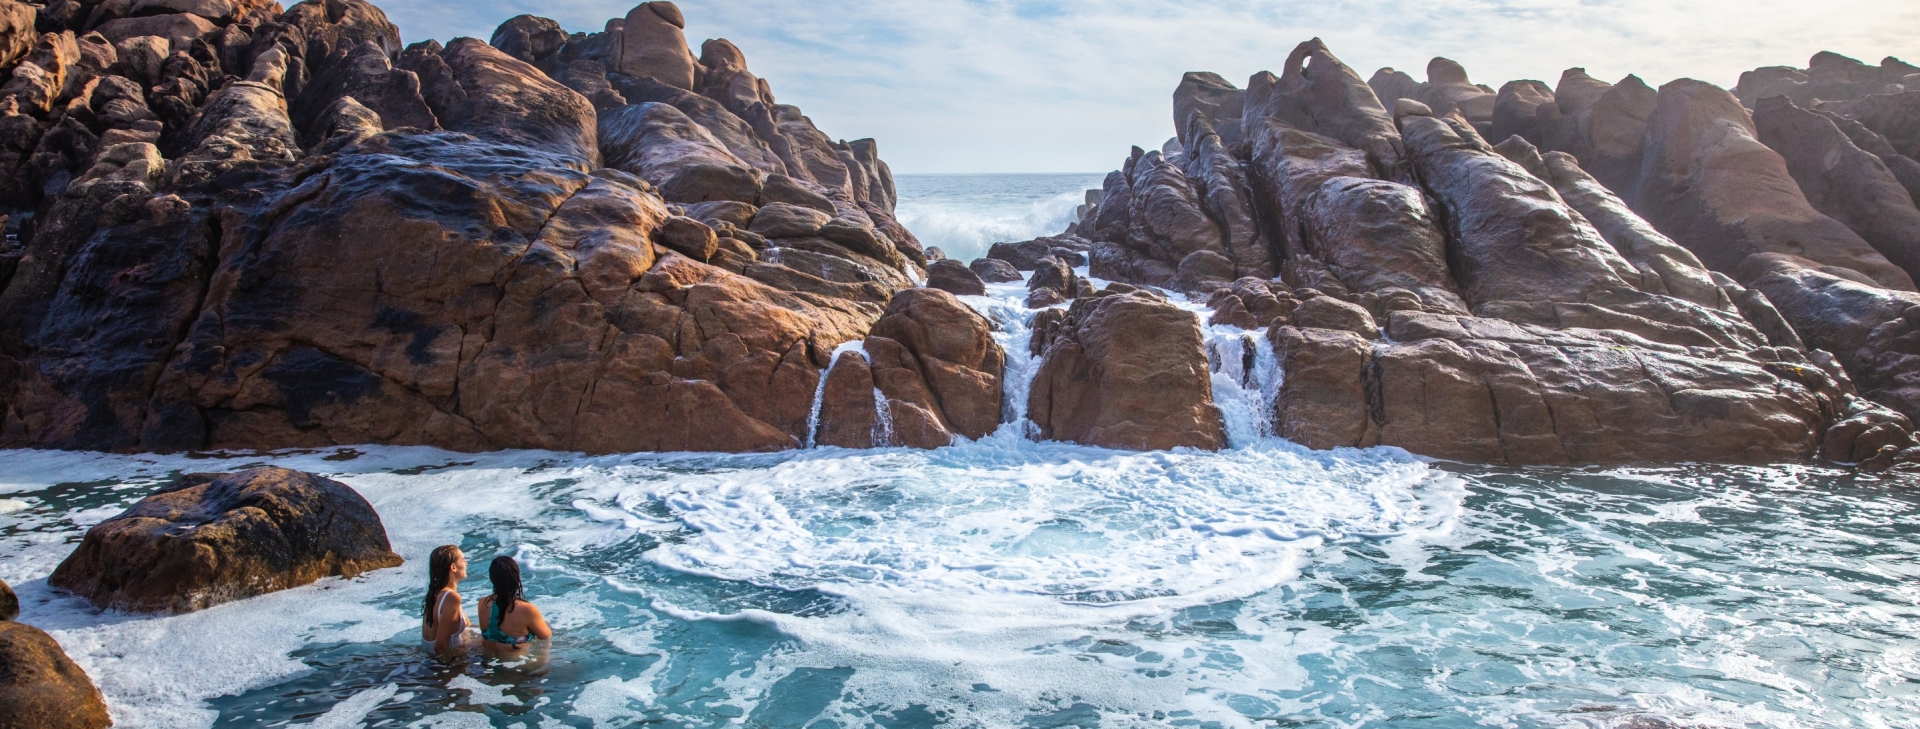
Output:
[420, 545, 470, 653]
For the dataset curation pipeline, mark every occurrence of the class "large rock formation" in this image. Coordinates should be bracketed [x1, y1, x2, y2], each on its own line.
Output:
[1067, 41, 1920, 466]
[49, 467, 403, 613]
[0, 0, 954, 455]
[0, 621, 112, 729]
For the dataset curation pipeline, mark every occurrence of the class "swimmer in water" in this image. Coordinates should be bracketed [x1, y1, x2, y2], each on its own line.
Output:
[477, 555, 552, 658]
[420, 545, 470, 653]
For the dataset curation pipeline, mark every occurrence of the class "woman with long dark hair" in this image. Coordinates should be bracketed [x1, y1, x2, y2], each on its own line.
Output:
[477, 555, 552, 655]
[420, 545, 470, 653]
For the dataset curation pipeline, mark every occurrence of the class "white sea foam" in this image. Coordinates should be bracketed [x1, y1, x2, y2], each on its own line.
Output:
[896, 188, 1085, 263]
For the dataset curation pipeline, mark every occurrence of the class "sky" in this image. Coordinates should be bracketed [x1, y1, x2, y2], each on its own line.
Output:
[379, 0, 1920, 174]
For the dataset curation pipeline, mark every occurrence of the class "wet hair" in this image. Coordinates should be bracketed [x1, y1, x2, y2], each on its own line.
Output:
[489, 556, 526, 616]
[423, 545, 461, 626]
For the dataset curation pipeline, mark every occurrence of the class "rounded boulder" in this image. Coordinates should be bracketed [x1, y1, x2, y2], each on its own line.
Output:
[48, 468, 403, 614]
[0, 621, 112, 729]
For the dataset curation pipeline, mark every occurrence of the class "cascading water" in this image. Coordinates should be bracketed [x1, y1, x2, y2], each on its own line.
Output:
[804, 340, 871, 448]
[1204, 327, 1283, 446]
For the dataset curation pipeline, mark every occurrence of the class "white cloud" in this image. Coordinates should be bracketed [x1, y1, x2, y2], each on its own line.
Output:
[379, 0, 1920, 173]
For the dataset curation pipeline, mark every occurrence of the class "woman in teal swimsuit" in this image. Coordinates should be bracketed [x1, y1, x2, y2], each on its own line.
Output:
[477, 555, 552, 657]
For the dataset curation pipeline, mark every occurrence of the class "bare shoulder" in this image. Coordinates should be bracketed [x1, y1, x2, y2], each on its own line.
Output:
[522, 601, 545, 616]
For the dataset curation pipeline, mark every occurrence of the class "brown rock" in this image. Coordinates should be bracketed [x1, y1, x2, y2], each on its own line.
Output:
[49, 467, 403, 613]
[1270, 317, 1824, 464]
[1247, 119, 1466, 313]
[749, 201, 830, 238]
[616, 2, 698, 90]
[970, 257, 1021, 283]
[926, 259, 985, 296]
[1817, 91, 1920, 160]
[1742, 253, 1920, 421]
[599, 101, 755, 194]
[409, 38, 599, 170]
[96, 12, 217, 49]
[0, 1, 32, 72]
[1634, 79, 1913, 290]
[1248, 39, 1409, 183]
[656, 215, 717, 261]
[1753, 96, 1920, 285]
[1028, 291, 1226, 450]
[869, 287, 1005, 440]
[1292, 295, 1376, 336]
[1402, 105, 1764, 350]
[0, 621, 111, 729]
[0, 577, 14, 621]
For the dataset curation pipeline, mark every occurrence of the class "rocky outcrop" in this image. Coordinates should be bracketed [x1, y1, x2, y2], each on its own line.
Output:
[1754, 96, 1920, 285]
[0, 0, 947, 455]
[925, 258, 985, 296]
[0, 621, 112, 729]
[1069, 40, 1920, 466]
[1734, 52, 1917, 109]
[1741, 254, 1920, 423]
[1028, 291, 1226, 450]
[813, 288, 1002, 448]
[1633, 80, 1913, 290]
[0, 576, 15, 621]
[1269, 317, 1825, 463]
[49, 467, 403, 613]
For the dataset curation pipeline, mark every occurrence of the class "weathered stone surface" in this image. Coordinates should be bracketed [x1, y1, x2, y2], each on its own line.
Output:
[0, 577, 15, 621]
[926, 258, 985, 296]
[868, 288, 1004, 440]
[969, 257, 1021, 283]
[1753, 96, 1920, 285]
[1400, 104, 1763, 350]
[1028, 291, 1226, 450]
[0, 621, 111, 729]
[1247, 119, 1465, 313]
[1270, 318, 1824, 464]
[49, 467, 403, 613]
[1250, 39, 1409, 183]
[1819, 91, 1920, 163]
[1292, 295, 1376, 337]
[1634, 79, 1913, 290]
[408, 38, 598, 171]
[615, 2, 697, 90]
[1743, 253, 1920, 422]
[1508, 142, 1731, 312]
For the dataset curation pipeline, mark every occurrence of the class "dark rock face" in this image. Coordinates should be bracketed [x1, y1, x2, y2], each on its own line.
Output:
[0, 0, 951, 456]
[0, 577, 15, 621]
[0, 621, 112, 729]
[1742, 254, 1920, 423]
[49, 467, 404, 613]
[1753, 96, 1920, 285]
[1028, 291, 1226, 451]
[1632, 80, 1912, 290]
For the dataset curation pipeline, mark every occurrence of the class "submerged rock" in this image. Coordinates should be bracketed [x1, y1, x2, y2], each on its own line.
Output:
[0, 621, 112, 729]
[49, 467, 403, 613]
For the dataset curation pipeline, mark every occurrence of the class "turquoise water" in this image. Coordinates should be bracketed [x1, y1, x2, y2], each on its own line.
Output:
[0, 175, 1917, 728]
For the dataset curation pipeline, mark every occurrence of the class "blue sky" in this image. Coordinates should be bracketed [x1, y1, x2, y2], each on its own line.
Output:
[380, 0, 1920, 174]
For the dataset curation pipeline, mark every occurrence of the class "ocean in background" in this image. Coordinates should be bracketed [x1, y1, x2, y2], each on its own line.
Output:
[1, 176, 1918, 729]
[894, 173, 1107, 264]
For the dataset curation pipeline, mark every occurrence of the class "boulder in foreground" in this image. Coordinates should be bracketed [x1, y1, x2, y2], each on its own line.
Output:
[0, 621, 112, 729]
[49, 468, 403, 614]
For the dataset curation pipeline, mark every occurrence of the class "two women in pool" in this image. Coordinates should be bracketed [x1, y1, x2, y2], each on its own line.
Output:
[420, 545, 552, 655]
